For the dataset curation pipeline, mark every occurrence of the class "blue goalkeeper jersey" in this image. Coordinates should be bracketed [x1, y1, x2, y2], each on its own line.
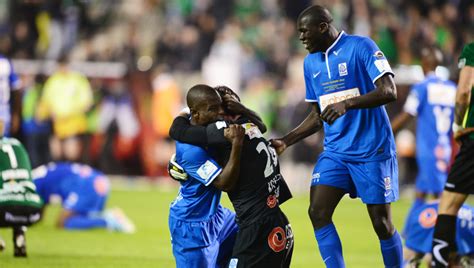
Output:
[169, 141, 223, 221]
[403, 74, 456, 179]
[304, 31, 396, 161]
[32, 162, 109, 212]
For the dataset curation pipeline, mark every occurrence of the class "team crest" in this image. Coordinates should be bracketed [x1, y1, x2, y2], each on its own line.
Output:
[384, 177, 391, 191]
[338, 62, 348, 76]
[374, 50, 385, 59]
[229, 258, 238, 268]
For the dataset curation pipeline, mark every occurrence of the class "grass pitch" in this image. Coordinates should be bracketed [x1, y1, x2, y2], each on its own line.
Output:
[0, 182, 411, 267]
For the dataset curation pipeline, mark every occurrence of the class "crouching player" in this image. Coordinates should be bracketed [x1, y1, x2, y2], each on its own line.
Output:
[403, 200, 474, 267]
[0, 120, 42, 257]
[32, 162, 135, 233]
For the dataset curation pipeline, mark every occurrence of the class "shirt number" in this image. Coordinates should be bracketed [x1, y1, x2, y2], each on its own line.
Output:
[2, 144, 18, 168]
[256, 141, 278, 178]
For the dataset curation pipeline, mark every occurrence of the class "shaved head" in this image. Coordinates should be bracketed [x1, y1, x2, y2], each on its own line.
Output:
[421, 45, 444, 73]
[186, 84, 223, 125]
[298, 5, 333, 26]
[186, 84, 221, 110]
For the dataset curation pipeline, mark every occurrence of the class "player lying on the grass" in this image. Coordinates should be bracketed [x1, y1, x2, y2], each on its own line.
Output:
[32, 162, 135, 233]
[0, 119, 43, 257]
[169, 85, 294, 267]
[403, 200, 474, 268]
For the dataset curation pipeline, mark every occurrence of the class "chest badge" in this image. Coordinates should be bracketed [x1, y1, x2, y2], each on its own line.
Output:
[338, 62, 348, 76]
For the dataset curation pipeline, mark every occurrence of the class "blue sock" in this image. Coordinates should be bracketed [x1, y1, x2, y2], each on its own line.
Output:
[380, 230, 403, 268]
[315, 223, 345, 268]
[64, 215, 107, 230]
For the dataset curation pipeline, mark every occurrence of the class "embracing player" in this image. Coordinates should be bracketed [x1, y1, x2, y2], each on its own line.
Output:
[169, 85, 294, 267]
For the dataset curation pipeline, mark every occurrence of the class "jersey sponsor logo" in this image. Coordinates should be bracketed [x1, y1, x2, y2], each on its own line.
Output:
[418, 207, 437, 228]
[2, 169, 29, 180]
[427, 84, 456, 107]
[197, 160, 218, 181]
[374, 59, 392, 73]
[319, 88, 360, 111]
[267, 194, 277, 208]
[338, 62, 348, 76]
[313, 71, 321, 78]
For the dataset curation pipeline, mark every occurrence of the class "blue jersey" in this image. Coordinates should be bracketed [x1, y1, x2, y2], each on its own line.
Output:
[404, 201, 474, 255]
[304, 32, 396, 161]
[0, 56, 20, 134]
[169, 141, 223, 221]
[32, 162, 109, 213]
[403, 74, 456, 188]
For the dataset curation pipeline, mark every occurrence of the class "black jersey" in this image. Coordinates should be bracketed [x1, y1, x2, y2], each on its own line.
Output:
[169, 116, 292, 226]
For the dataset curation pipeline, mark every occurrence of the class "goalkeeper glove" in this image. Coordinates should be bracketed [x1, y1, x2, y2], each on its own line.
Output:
[168, 154, 188, 182]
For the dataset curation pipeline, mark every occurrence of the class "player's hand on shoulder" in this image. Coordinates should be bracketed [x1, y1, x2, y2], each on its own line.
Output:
[167, 154, 188, 182]
[224, 124, 245, 144]
[270, 139, 287, 155]
[321, 101, 348, 124]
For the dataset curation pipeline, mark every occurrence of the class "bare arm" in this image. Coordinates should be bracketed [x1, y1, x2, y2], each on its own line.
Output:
[453, 65, 474, 139]
[391, 111, 414, 133]
[56, 209, 75, 228]
[212, 124, 245, 192]
[271, 103, 322, 154]
[321, 73, 397, 124]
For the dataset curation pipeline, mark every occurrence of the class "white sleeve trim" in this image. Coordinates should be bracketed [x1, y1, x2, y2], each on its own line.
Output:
[372, 70, 394, 85]
[204, 168, 222, 186]
[305, 99, 319, 102]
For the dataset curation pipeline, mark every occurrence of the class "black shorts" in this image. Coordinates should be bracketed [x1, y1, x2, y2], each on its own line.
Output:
[445, 137, 474, 194]
[229, 210, 294, 268]
[0, 205, 42, 227]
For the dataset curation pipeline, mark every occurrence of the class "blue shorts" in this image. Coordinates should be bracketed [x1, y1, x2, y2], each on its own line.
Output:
[415, 158, 447, 194]
[311, 152, 399, 204]
[170, 207, 238, 268]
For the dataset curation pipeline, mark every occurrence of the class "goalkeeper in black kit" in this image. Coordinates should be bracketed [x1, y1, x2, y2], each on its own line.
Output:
[168, 86, 294, 267]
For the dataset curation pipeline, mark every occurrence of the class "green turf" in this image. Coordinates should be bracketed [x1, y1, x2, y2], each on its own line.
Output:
[0, 185, 412, 267]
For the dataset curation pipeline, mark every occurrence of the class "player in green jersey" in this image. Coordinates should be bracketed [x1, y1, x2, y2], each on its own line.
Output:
[0, 119, 43, 257]
[431, 42, 474, 267]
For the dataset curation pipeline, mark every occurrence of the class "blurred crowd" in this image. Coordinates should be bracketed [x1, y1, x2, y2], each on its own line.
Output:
[1, 0, 472, 184]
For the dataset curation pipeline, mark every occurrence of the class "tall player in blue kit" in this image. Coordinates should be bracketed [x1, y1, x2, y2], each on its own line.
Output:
[168, 85, 244, 268]
[272, 5, 402, 267]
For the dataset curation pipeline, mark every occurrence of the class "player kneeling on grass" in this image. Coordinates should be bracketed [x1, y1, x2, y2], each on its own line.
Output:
[403, 200, 474, 268]
[0, 119, 43, 257]
[32, 162, 135, 233]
